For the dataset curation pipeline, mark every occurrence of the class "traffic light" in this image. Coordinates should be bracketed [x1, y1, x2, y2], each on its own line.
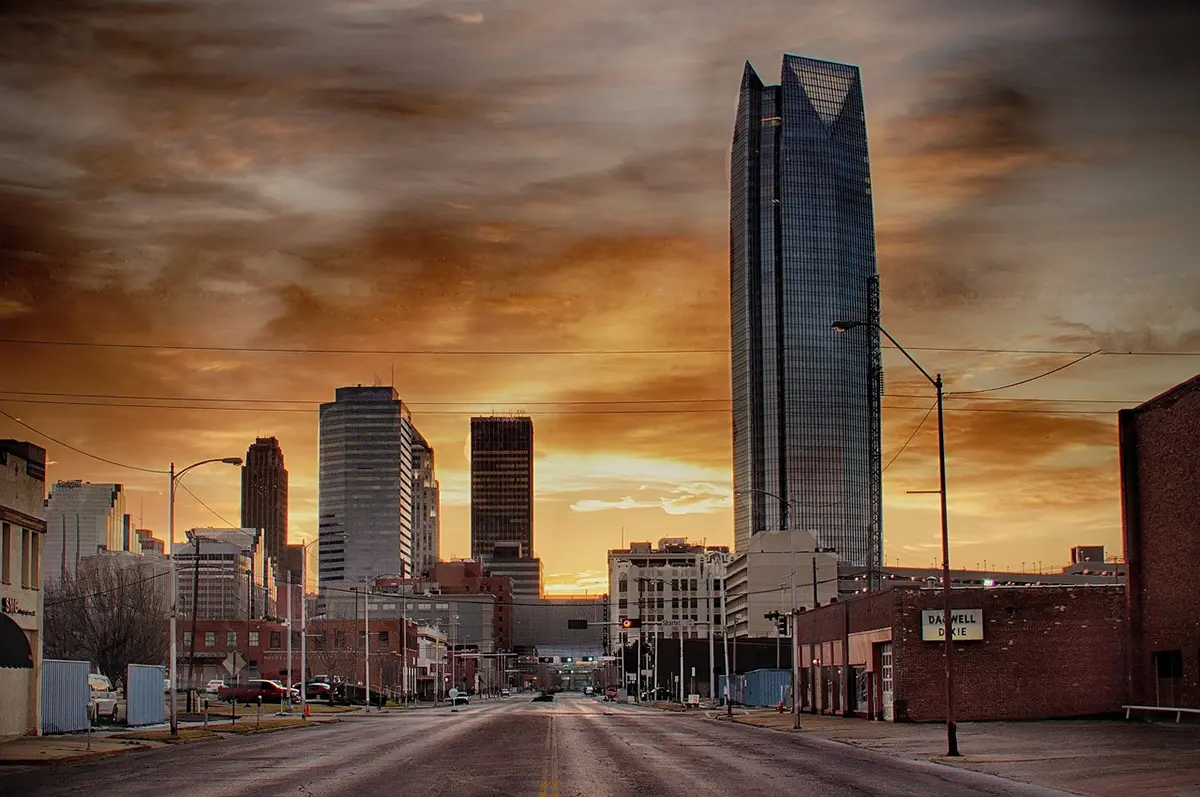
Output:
[563, 657, 573, 663]
[538, 656, 555, 664]
[583, 656, 595, 662]
[620, 617, 642, 629]
[776, 614, 789, 635]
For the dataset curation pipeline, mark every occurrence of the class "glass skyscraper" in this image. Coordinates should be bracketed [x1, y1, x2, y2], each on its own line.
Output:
[318, 386, 415, 589]
[730, 55, 883, 570]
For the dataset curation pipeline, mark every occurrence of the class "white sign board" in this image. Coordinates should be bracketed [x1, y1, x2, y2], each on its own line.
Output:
[921, 609, 984, 641]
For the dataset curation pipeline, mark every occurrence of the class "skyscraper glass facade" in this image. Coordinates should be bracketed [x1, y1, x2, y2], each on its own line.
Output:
[730, 55, 882, 568]
[318, 386, 414, 588]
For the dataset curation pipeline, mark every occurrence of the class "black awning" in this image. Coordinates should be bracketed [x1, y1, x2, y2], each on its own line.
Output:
[0, 614, 33, 669]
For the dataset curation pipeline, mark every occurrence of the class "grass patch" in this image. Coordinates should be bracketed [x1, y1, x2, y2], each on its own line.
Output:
[211, 718, 316, 735]
[109, 729, 220, 743]
[304, 705, 358, 714]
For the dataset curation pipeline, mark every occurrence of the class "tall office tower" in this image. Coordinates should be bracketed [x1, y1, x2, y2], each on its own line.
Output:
[730, 55, 883, 569]
[470, 416, 534, 561]
[42, 481, 126, 581]
[241, 437, 289, 574]
[318, 386, 414, 589]
[410, 428, 441, 578]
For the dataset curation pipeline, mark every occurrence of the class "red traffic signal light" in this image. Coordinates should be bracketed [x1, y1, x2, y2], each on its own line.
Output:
[620, 617, 642, 629]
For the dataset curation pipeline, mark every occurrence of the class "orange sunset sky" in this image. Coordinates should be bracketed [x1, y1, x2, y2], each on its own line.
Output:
[2, 1, 1198, 594]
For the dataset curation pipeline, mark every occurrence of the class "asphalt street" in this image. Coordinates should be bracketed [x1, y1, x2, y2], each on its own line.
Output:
[2, 694, 1076, 796]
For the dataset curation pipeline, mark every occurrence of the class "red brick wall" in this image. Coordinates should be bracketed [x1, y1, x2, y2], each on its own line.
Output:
[1120, 378, 1200, 709]
[892, 586, 1126, 722]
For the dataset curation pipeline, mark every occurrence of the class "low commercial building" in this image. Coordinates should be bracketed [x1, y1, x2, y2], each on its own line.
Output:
[792, 584, 1126, 722]
[0, 441, 46, 740]
[1119, 373, 1200, 710]
[180, 617, 417, 695]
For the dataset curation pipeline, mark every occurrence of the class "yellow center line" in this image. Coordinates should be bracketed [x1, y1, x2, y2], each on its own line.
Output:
[536, 714, 560, 797]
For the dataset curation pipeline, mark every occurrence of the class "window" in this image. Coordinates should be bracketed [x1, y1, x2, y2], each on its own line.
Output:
[20, 529, 30, 588]
[270, 631, 282, 649]
[204, 631, 215, 647]
[29, 533, 40, 589]
[379, 631, 389, 646]
[1, 523, 9, 584]
[334, 631, 346, 648]
[618, 576, 627, 593]
[227, 632, 237, 648]
[183, 631, 192, 648]
[292, 631, 300, 648]
[249, 631, 259, 647]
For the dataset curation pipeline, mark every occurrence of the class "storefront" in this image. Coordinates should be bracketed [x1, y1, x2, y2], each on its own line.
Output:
[793, 584, 1126, 722]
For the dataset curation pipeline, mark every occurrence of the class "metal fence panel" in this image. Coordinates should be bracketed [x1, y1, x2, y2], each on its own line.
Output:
[744, 668, 791, 707]
[125, 664, 167, 727]
[41, 659, 90, 734]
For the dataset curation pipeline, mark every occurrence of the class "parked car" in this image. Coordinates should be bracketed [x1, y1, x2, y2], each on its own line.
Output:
[303, 681, 333, 702]
[89, 674, 120, 722]
[604, 687, 618, 702]
[217, 679, 299, 705]
[204, 679, 227, 695]
[452, 694, 469, 706]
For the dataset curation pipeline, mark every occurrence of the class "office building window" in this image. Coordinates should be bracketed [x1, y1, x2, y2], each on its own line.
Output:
[249, 631, 259, 647]
[205, 631, 216, 647]
[227, 632, 237, 648]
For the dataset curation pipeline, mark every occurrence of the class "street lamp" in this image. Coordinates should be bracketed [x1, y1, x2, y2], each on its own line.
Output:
[832, 319, 959, 757]
[168, 457, 243, 737]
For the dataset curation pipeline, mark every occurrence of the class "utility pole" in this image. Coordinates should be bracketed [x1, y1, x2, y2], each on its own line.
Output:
[300, 573, 307, 718]
[706, 555, 716, 703]
[364, 581, 371, 711]
[286, 571, 293, 713]
[721, 577, 732, 718]
[400, 592, 408, 704]
[186, 533, 202, 697]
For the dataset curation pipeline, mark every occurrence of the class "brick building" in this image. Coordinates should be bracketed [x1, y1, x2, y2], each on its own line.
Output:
[1119, 374, 1200, 710]
[792, 585, 1126, 722]
[179, 617, 418, 696]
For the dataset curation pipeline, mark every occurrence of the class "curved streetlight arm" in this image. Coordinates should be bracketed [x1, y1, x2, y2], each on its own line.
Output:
[174, 457, 244, 485]
[831, 320, 936, 389]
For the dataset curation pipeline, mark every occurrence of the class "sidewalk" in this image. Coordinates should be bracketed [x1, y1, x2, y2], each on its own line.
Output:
[0, 714, 341, 767]
[0, 735, 158, 766]
[722, 709, 1200, 797]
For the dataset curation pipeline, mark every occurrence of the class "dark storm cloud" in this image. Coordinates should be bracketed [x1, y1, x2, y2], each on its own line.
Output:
[879, 0, 1200, 314]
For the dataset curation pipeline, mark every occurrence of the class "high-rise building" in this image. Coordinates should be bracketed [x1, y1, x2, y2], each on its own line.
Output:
[470, 416, 533, 561]
[241, 437, 289, 574]
[318, 386, 414, 589]
[410, 429, 441, 578]
[729, 54, 883, 568]
[42, 480, 126, 581]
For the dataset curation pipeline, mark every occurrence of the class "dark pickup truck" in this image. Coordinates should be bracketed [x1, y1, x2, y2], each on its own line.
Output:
[217, 679, 299, 705]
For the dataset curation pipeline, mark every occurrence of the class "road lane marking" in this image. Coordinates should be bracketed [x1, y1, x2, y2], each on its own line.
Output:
[536, 715, 560, 797]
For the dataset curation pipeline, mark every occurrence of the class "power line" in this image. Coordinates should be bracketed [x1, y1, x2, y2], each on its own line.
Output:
[0, 397, 1119, 416]
[4, 336, 1198, 357]
[949, 351, 1102, 396]
[0, 389, 730, 406]
[0, 407, 166, 474]
[178, 482, 239, 528]
[883, 402, 938, 473]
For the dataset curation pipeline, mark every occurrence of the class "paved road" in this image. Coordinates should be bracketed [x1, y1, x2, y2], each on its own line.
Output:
[1, 695, 1074, 796]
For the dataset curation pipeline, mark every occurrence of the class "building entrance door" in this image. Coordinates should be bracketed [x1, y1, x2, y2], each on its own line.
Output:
[880, 642, 894, 722]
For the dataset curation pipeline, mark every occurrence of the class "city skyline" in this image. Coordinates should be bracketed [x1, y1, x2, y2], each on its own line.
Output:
[2, 2, 1199, 594]
[730, 55, 882, 567]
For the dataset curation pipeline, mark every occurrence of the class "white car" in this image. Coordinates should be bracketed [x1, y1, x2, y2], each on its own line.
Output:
[204, 679, 227, 694]
[89, 674, 120, 722]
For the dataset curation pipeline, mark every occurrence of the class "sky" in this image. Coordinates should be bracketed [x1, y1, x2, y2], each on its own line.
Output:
[1, 0, 1198, 594]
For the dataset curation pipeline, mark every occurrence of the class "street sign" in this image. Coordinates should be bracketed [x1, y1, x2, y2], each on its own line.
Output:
[921, 609, 984, 641]
[449, 688, 460, 698]
[222, 652, 246, 675]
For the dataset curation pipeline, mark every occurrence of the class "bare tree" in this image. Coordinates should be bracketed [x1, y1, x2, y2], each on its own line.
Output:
[44, 557, 170, 683]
